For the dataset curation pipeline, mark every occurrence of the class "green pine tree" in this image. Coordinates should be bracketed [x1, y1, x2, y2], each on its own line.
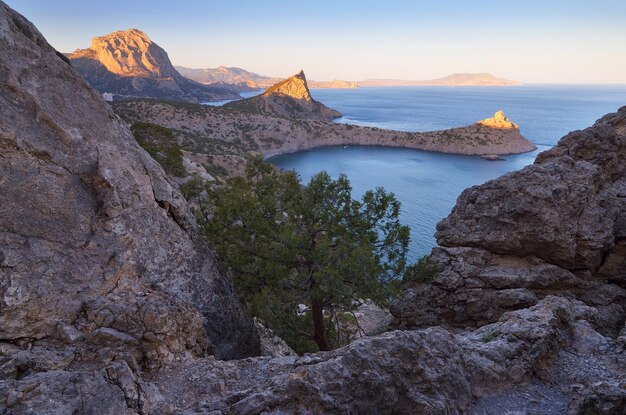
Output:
[199, 156, 410, 352]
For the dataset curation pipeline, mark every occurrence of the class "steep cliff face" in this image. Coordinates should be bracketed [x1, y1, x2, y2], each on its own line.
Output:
[224, 70, 342, 121]
[67, 29, 239, 102]
[0, 1, 258, 368]
[391, 107, 626, 334]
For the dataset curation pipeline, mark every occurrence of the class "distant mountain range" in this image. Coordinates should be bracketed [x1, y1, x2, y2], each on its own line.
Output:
[357, 73, 522, 87]
[67, 29, 240, 102]
[66, 28, 522, 103]
[175, 66, 358, 90]
[177, 66, 521, 89]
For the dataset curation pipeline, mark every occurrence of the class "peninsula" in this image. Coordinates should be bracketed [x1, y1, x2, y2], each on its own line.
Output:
[113, 71, 536, 177]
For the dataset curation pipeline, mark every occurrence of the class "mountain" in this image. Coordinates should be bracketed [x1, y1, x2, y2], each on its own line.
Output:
[175, 65, 280, 90]
[224, 70, 342, 121]
[177, 66, 517, 89]
[308, 79, 358, 88]
[358, 73, 522, 87]
[67, 29, 240, 102]
[176, 65, 357, 90]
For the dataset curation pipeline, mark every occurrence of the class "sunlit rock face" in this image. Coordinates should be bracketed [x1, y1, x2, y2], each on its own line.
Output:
[67, 29, 239, 102]
[263, 70, 313, 101]
[477, 110, 520, 129]
[224, 70, 343, 121]
[70, 29, 178, 78]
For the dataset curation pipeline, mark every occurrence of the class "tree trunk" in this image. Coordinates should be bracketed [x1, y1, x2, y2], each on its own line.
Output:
[312, 298, 330, 351]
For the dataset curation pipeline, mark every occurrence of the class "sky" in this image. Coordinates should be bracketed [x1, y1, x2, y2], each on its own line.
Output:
[5, 0, 626, 83]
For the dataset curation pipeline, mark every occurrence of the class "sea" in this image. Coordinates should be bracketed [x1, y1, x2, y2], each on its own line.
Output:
[236, 85, 626, 262]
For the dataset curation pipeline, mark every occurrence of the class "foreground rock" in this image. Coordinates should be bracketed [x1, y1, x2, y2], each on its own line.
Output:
[145, 297, 624, 414]
[392, 107, 626, 336]
[224, 70, 342, 121]
[0, 1, 258, 369]
[68, 29, 239, 102]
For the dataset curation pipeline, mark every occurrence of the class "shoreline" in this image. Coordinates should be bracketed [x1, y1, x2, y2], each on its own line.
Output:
[262, 141, 538, 161]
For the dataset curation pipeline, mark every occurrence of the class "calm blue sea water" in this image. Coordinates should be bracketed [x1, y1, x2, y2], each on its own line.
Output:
[267, 85, 626, 261]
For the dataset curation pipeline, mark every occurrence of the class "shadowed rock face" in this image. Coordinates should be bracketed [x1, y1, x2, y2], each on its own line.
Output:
[0, 1, 258, 366]
[391, 107, 626, 334]
[224, 70, 342, 121]
[67, 29, 239, 102]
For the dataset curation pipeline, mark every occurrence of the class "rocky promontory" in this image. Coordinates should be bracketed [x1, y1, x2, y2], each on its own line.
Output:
[68, 29, 239, 102]
[224, 70, 343, 121]
[113, 98, 537, 177]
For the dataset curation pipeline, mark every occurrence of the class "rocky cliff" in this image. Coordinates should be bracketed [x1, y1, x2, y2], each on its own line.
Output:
[0, 0, 257, 376]
[67, 29, 239, 102]
[224, 70, 343, 121]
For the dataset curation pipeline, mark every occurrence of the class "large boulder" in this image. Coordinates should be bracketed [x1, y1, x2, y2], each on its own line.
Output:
[392, 107, 626, 333]
[0, 0, 258, 367]
[149, 296, 625, 414]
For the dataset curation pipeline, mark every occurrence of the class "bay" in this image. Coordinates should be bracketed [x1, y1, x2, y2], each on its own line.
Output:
[267, 85, 626, 261]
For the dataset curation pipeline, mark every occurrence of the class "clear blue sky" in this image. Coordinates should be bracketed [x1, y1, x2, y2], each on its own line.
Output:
[6, 0, 626, 83]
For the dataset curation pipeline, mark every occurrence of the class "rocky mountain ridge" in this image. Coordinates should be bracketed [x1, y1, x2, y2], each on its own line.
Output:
[67, 29, 239, 102]
[223, 70, 343, 121]
[359, 72, 523, 87]
[176, 65, 357, 90]
[177, 66, 521, 89]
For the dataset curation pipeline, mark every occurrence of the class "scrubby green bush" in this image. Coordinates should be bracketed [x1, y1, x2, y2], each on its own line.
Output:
[131, 122, 186, 177]
[403, 254, 439, 284]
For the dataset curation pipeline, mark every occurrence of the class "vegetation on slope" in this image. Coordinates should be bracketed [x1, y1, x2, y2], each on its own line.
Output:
[130, 121, 186, 176]
[191, 156, 410, 353]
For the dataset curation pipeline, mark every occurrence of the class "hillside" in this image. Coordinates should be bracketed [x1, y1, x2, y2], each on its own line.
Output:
[112, 99, 535, 177]
[67, 29, 240, 102]
[176, 65, 278, 89]
[223, 70, 343, 121]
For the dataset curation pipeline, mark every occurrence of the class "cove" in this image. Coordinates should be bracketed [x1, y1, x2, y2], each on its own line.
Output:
[269, 145, 532, 261]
